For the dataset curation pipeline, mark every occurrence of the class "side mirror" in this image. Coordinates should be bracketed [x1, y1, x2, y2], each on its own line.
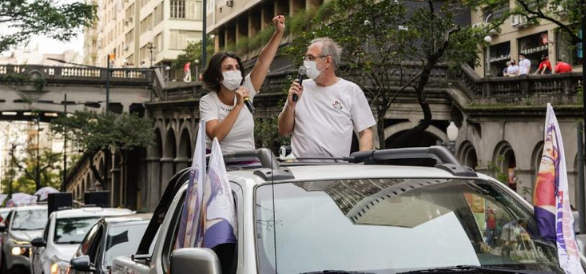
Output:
[0, 224, 6, 233]
[70, 256, 96, 272]
[171, 248, 221, 274]
[31, 238, 46, 247]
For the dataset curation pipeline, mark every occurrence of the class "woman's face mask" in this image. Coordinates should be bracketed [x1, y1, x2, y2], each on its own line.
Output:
[221, 70, 243, 91]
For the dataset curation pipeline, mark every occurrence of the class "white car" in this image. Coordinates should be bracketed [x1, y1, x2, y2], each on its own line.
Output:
[0, 205, 47, 274]
[30, 207, 134, 274]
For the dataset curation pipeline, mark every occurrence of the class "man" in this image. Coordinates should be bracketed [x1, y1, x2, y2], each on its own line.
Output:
[534, 55, 552, 75]
[555, 59, 573, 73]
[278, 37, 376, 158]
[518, 54, 531, 76]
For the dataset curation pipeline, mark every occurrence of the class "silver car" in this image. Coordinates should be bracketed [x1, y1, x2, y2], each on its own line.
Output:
[0, 205, 48, 274]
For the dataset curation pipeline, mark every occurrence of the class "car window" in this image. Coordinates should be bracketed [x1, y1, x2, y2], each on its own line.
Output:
[54, 217, 101, 244]
[162, 190, 186, 272]
[79, 223, 101, 256]
[102, 222, 149, 268]
[255, 178, 566, 274]
[12, 209, 47, 231]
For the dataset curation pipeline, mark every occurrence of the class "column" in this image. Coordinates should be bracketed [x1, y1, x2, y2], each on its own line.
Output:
[111, 150, 122, 207]
[160, 157, 175, 195]
[146, 156, 161, 211]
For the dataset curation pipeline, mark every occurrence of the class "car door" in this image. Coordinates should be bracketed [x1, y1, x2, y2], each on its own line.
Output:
[71, 222, 103, 274]
[32, 218, 51, 274]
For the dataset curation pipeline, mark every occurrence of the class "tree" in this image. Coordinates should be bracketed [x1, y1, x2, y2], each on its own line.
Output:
[287, 0, 484, 149]
[2, 147, 61, 195]
[50, 110, 155, 187]
[464, 0, 582, 44]
[0, 0, 97, 52]
[172, 36, 215, 71]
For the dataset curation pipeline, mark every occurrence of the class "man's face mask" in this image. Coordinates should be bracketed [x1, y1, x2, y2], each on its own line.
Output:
[304, 58, 326, 80]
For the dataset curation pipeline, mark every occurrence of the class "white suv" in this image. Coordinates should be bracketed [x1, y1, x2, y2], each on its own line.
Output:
[30, 207, 133, 274]
[114, 147, 581, 274]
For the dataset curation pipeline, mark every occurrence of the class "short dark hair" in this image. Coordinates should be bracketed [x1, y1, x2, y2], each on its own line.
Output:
[202, 51, 245, 92]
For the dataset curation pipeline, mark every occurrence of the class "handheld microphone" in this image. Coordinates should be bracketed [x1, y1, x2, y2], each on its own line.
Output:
[293, 66, 306, 102]
[243, 97, 254, 113]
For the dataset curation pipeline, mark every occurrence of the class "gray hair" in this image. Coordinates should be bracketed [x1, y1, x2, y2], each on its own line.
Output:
[310, 37, 342, 68]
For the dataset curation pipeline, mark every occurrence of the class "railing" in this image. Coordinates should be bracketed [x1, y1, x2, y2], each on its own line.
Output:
[0, 64, 153, 82]
[458, 64, 583, 105]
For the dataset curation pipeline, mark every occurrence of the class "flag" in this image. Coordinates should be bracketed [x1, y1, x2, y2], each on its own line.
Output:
[534, 103, 583, 274]
[199, 138, 238, 248]
[175, 120, 206, 249]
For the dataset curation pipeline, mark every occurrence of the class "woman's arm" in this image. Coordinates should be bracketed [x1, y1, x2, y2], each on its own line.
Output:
[205, 88, 248, 142]
[249, 15, 286, 92]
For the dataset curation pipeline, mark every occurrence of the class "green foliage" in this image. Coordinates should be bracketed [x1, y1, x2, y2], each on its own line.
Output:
[50, 110, 155, 153]
[236, 37, 250, 55]
[172, 36, 215, 70]
[2, 148, 63, 194]
[487, 155, 508, 184]
[0, 0, 97, 52]
[254, 117, 290, 154]
[314, 0, 336, 22]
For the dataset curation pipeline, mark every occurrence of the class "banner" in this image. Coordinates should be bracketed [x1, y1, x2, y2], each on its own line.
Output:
[200, 138, 238, 248]
[534, 103, 583, 274]
[175, 120, 206, 249]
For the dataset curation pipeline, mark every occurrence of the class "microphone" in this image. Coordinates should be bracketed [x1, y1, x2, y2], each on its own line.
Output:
[243, 97, 254, 113]
[293, 66, 306, 102]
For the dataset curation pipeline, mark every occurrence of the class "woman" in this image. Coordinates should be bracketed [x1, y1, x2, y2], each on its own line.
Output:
[200, 15, 285, 153]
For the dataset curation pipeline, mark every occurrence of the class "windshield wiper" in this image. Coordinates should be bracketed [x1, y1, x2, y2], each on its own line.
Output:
[302, 271, 373, 274]
[397, 265, 554, 274]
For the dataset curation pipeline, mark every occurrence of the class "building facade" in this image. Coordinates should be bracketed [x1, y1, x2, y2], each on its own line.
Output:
[472, 0, 583, 77]
[85, 0, 204, 68]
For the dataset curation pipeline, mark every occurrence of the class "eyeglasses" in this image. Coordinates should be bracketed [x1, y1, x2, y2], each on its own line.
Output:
[303, 55, 328, 61]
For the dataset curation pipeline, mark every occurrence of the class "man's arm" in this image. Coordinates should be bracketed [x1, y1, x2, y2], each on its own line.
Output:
[358, 127, 374, 151]
[278, 81, 303, 136]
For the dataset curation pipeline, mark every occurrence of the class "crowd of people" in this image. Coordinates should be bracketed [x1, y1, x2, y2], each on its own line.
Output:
[501, 54, 573, 76]
[199, 15, 375, 159]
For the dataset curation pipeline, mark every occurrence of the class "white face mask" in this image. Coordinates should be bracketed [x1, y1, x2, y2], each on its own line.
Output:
[221, 71, 243, 91]
[304, 60, 324, 80]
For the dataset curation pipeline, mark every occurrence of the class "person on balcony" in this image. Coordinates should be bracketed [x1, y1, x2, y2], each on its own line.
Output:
[502, 61, 511, 76]
[507, 60, 520, 77]
[278, 37, 376, 159]
[534, 55, 552, 75]
[200, 15, 285, 154]
[518, 54, 531, 76]
[554, 59, 573, 73]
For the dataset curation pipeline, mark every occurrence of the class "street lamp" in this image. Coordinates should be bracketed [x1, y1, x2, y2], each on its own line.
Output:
[484, 35, 493, 77]
[35, 114, 41, 191]
[447, 121, 459, 155]
[194, 59, 200, 82]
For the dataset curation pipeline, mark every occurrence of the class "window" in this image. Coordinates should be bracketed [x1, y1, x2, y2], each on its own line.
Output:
[54, 217, 102, 244]
[12, 209, 47, 231]
[170, 0, 186, 19]
[556, 28, 583, 67]
[186, 0, 203, 20]
[154, 3, 163, 26]
[169, 30, 198, 50]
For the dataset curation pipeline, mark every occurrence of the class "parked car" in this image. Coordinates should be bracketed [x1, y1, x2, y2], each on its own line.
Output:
[0, 208, 13, 224]
[0, 205, 47, 274]
[112, 147, 580, 274]
[68, 214, 151, 274]
[30, 207, 134, 274]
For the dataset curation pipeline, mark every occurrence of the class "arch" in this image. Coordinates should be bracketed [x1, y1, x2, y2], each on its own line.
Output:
[178, 128, 192, 160]
[151, 129, 163, 158]
[164, 129, 177, 158]
[386, 130, 442, 149]
[493, 141, 517, 191]
[458, 141, 478, 169]
[384, 122, 448, 142]
[85, 173, 91, 193]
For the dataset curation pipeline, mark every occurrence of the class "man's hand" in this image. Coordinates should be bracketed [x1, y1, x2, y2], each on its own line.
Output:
[286, 80, 303, 108]
[273, 15, 285, 34]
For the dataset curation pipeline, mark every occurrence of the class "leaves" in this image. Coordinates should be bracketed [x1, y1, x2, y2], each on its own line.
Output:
[172, 36, 215, 70]
[50, 110, 155, 153]
[0, 0, 97, 52]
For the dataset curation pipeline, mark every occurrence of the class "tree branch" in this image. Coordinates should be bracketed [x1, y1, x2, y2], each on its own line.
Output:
[515, 0, 580, 43]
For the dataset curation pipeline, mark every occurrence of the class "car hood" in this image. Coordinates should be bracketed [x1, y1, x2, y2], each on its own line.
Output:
[52, 244, 79, 262]
[10, 230, 43, 242]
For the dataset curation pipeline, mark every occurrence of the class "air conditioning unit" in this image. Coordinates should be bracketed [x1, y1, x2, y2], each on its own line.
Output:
[518, 16, 528, 26]
[124, 45, 129, 51]
[226, 0, 233, 7]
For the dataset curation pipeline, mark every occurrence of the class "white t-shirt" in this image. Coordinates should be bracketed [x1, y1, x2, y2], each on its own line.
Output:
[519, 58, 531, 75]
[507, 65, 520, 76]
[287, 78, 376, 158]
[199, 74, 257, 153]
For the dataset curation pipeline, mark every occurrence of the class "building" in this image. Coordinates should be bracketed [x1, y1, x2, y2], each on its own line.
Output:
[472, 0, 583, 77]
[86, 0, 204, 69]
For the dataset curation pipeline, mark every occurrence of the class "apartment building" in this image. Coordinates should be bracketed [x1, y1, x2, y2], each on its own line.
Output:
[207, 0, 327, 62]
[472, 0, 582, 77]
[84, 0, 204, 68]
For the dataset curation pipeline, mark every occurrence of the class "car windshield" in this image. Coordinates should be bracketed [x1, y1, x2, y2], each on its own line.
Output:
[12, 209, 47, 231]
[255, 178, 568, 274]
[54, 217, 101, 244]
[103, 221, 148, 268]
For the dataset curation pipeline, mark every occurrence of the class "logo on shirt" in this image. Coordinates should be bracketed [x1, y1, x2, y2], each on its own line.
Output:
[332, 101, 343, 110]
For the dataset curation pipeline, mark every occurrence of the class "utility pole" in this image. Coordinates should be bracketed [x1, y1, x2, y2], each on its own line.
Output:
[9, 144, 14, 198]
[148, 43, 156, 67]
[62, 93, 67, 192]
[106, 54, 111, 113]
[579, 0, 586, 233]
[202, 0, 207, 67]
[36, 115, 41, 191]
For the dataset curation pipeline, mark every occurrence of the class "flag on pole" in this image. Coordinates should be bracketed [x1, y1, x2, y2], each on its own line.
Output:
[175, 120, 206, 249]
[534, 103, 583, 274]
[199, 138, 238, 248]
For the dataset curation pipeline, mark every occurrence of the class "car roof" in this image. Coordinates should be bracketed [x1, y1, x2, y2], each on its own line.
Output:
[53, 207, 134, 219]
[13, 205, 47, 211]
[103, 213, 153, 224]
[0, 208, 13, 213]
